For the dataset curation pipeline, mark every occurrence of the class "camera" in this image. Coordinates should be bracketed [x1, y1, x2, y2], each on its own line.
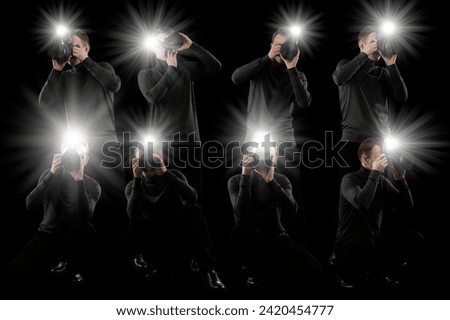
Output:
[48, 35, 73, 63]
[387, 153, 411, 172]
[280, 40, 299, 61]
[377, 36, 397, 58]
[61, 148, 81, 172]
[162, 31, 184, 51]
[139, 155, 162, 172]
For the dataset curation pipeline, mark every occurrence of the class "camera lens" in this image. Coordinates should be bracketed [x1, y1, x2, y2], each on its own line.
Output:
[164, 32, 184, 50]
[61, 149, 81, 172]
[377, 36, 397, 57]
[48, 36, 73, 63]
[280, 40, 298, 60]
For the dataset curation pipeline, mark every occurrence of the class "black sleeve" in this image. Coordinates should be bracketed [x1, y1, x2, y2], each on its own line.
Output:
[138, 67, 177, 105]
[268, 175, 298, 217]
[125, 178, 144, 221]
[231, 56, 272, 84]
[332, 53, 368, 85]
[181, 42, 222, 81]
[76, 178, 101, 223]
[38, 69, 63, 108]
[82, 59, 121, 93]
[341, 171, 382, 211]
[25, 169, 57, 212]
[163, 170, 197, 203]
[288, 69, 312, 109]
[386, 178, 413, 212]
[384, 64, 408, 103]
[228, 174, 252, 222]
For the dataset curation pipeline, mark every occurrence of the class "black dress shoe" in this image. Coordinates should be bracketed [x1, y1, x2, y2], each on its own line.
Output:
[336, 273, 359, 290]
[50, 261, 68, 274]
[246, 276, 259, 288]
[132, 254, 149, 270]
[202, 270, 226, 291]
[339, 279, 359, 290]
[72, 273, 84, 285]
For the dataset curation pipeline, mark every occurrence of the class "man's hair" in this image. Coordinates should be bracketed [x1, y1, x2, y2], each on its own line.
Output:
[272, 29, 290, 42]
[358, 27, 376, 43]
[358, 138, 382, 160]
[72, 30, 90, 45]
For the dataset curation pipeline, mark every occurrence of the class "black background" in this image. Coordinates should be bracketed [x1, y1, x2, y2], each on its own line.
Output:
[1, 0, 449, 299]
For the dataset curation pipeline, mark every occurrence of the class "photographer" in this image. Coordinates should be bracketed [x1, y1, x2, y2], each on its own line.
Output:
[125, 148, 225, 291]
[231, 29, 311, 229]
[334, 138, 424, 289]
[228, 153, 323, 292]
[39, 29, 128, 267]
[332, 27, 408, 177]
[10, 140, 101, 290]
[137, 31, 221, 200]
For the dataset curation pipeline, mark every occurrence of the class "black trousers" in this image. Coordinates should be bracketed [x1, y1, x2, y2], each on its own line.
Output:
[129, 203, 216, 273]
[165, 144, 203, 203]
[86, 141, 129, 259]
[9, 223, 97, 289]
[231, 220, 324, 289]
[335, 230, 425, 284]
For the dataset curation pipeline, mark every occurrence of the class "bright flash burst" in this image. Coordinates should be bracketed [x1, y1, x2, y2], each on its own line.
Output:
[353, 0, 428, 57]
[34, 2, 84, 53]
[268, 2, 324, 56]
[107, 1, 193, 74]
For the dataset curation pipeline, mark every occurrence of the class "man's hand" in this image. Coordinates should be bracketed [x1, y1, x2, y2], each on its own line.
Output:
[372, 153, 388, 173]
[72, 158, 85, 181]
[50, 154, 63, 175]
[255, 154, 278, 183]
[177, 33, 193, 51]
[132, 157, 143, 178]
[241, 154, 255, 175]
[268, 43, 281, 60]
[72, 45, 88, 62]
[380, 52, 397, 66]
[281, 49, 299, 69]
[152, 154, 167, 176]
[52, 59, 66, 71]
[165, 50, 177, 67]
[361, 41, 378, 57]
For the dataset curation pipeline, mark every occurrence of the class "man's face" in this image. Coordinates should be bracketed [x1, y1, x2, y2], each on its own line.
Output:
[360, 32, 380, 61]
[68, 35, 87, 66]
[272, 34, 288, 64]
[362, 145, 383, 170]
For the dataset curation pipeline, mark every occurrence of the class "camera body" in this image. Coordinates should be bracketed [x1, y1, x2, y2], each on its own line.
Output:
[387, 153, 411, 172]
[280, 40, 299, 61]
[48, 35, 73, 63]
[139, 155, 162, 172]
[163, 31, 184, 51]
[377, 36, 397, 58]
[61, 148, 81, 172]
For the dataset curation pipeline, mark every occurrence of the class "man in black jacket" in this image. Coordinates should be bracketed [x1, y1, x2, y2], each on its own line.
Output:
[334, 138, 424, 289]
[228, 153, 323, 291]
[231, 29, 312, 208]
[10, 140, 101, 290]
[138, 31, 221, 200]
[39, 30, 128, 264]
[332, 27, 408, 177]
[125, 148, 225, 291]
